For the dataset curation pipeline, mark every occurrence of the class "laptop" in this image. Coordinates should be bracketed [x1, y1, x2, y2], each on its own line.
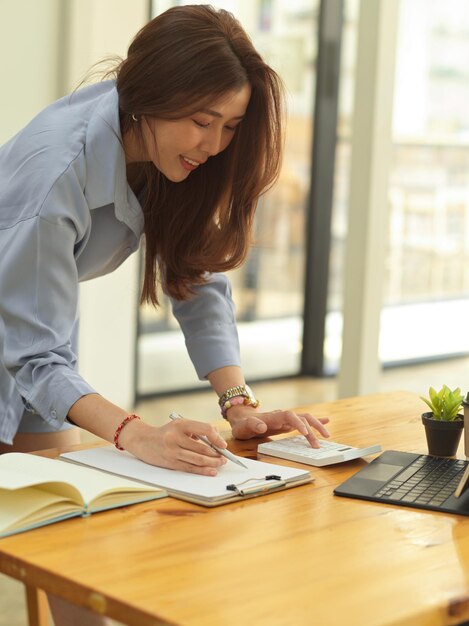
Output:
[334, 450, 469, 516]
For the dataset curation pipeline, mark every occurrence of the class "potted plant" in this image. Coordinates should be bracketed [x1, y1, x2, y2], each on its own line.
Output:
[464, 392, 469, 458]
[420, 385, 464, 457]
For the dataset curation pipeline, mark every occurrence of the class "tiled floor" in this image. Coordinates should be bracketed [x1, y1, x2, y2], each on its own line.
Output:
[1, 356, 468, 625]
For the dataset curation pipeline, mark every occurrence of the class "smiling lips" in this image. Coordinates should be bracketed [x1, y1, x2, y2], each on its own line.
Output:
[180, 155, 204, 171]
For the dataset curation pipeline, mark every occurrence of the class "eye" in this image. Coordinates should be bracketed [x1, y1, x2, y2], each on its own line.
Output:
[225, 120, 243, 132]
[192, 119, 210, 128]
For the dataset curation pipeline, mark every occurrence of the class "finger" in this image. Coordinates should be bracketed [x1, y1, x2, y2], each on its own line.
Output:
[186, 437, 225, 458]
[250, 410, 295, 433]
[170, 427, 226, 459]
[291, 416, 320, 448]
[177, 420, 228, 450]
[297, 414, 330, 448]
[266, 410, 315, 437]
[163, 424, 226, 462]
[267, 411, 323, 447]
[301, 422, 320, 448]
[169, 458, 225, 476]
[177, 447, 227, 470]
[231, 416, 268, 439]
[300, 414, 331, 438]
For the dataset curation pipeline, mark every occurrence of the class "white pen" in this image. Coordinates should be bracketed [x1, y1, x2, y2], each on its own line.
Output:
[169, 412, 248, 469]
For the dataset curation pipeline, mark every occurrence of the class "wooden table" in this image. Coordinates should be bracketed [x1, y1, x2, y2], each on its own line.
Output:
[1, 391, 469, 626]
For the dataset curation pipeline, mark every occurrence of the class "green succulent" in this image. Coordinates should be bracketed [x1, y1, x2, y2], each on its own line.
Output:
[420, 385, 464, 421]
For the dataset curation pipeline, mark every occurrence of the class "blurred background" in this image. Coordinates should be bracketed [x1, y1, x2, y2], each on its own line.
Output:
[2, 3, 469, 623]
[1, 0, 468, 406]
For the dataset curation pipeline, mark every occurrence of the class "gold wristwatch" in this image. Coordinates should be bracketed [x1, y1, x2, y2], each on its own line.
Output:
[218, 384, 260, 419]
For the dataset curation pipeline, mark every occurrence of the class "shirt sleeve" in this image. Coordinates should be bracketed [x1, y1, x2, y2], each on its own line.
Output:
[170, 273, 241, 379]
[0, 170, 96, 430]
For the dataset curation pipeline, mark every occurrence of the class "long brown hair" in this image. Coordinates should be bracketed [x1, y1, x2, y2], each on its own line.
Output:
[115, 4, 284, 304]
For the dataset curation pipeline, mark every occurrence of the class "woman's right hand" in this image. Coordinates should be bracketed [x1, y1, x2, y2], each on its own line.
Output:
[122, 418, 228, 476]
[68, 395, 227, 476]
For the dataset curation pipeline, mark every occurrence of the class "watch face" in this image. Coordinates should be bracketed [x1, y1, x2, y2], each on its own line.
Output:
[245, 385, 260, 408]
[244, 385, 256, 402]
[244, 385, 258, 406]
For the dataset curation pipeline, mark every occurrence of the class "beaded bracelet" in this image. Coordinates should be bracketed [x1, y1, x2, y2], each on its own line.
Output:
[218, 385, 250, 408]
[218, 384, 259, 409]
[220, 395, 246, 419]
[114, 414, 141, 450]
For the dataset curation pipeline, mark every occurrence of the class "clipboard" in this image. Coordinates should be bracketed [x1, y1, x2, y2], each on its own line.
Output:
[61, 446, 313, 507]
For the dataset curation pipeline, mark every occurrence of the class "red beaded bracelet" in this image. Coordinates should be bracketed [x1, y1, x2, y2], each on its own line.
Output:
[114, 414, 141, 450]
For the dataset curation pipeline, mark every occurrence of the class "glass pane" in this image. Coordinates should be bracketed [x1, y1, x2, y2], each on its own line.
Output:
[325, 0, 469, 373]
[383, 0, 469, 362]
[138, 0, 319, 394]
[323, 0, 359, 373]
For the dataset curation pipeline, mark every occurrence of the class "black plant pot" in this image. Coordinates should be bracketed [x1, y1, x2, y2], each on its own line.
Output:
[464, 394, 469, 457]
[421, 412, 464, 457]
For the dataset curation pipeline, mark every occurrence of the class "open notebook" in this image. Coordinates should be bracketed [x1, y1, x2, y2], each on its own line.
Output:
[0, 452, 166, 538]
[61, 446, 313, 506]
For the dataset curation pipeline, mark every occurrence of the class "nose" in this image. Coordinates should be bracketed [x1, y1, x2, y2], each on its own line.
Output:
[200, 127, 224, 157]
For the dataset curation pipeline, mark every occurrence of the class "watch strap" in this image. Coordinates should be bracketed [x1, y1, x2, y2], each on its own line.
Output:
[218, 384, 258, 408]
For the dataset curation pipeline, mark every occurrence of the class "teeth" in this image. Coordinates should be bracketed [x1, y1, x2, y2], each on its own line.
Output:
[183, 157, 199, 166]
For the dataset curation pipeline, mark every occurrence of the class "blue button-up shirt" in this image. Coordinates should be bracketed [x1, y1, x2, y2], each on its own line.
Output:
[0, 80, 240, 444]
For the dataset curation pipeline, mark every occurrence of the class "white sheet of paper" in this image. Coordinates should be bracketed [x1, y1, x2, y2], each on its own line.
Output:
[61, 446, 311, 501]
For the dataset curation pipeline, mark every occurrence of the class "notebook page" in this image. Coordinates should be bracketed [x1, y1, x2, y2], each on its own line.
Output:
[0, 488, 79, 536]
[61, 446, 311, 501]
[0, 453, 162, 507]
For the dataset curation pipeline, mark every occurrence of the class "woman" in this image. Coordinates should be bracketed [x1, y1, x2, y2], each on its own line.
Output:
[0, 4, 330, 467]
[1, 5, 330, 623]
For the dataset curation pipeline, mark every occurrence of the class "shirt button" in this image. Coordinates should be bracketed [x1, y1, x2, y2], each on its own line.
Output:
[51, 410, 57, 418]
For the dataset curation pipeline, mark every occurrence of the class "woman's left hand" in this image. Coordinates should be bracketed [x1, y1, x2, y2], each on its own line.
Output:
[227, 406, 330, 448]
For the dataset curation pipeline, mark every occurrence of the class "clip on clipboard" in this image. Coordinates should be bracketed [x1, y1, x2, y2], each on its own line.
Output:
[226, 475, 286, 497]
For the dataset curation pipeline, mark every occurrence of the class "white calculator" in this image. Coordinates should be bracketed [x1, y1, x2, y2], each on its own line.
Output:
[258, 436, 382, 467]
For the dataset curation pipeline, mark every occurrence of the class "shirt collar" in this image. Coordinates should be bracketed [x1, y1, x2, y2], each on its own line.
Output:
[84, 82, 143, 236]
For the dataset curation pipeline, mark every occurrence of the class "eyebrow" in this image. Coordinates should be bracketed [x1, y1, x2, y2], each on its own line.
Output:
[199, 108, 245, 120]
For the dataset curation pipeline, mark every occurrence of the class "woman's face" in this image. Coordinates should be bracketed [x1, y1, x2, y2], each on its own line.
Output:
[126, 84, 251, 182]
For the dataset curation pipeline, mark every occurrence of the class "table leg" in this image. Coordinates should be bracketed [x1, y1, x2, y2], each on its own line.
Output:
[25, 585, 50, 626]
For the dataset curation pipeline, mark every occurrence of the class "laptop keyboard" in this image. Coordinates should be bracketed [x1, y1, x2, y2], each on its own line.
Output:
[374, 455, 467, 507]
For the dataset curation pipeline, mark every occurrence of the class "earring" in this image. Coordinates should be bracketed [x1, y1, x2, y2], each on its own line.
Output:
[131, 113, 138, 122]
